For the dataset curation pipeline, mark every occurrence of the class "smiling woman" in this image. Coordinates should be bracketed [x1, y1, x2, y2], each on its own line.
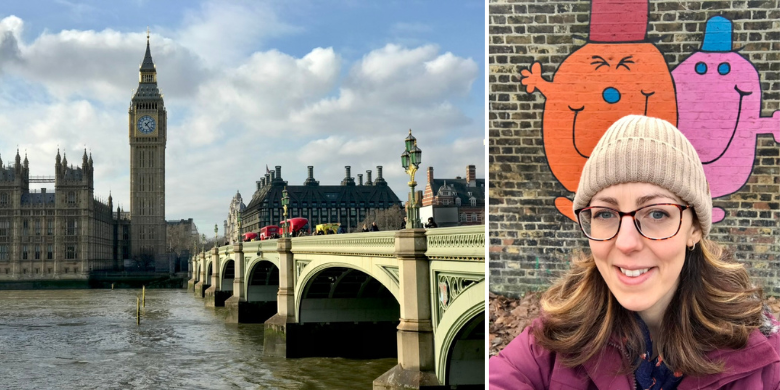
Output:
[489, 115, 780, 390]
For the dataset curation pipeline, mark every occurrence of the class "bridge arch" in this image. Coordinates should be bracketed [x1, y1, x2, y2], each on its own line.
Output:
[245, 259, 279, 302]
[205, 261, 213, 287]
[219, 259, 235, 293]
[295, 260, 399, 320]
[294, 263, 400, 358]
[435, 280, 485, 387]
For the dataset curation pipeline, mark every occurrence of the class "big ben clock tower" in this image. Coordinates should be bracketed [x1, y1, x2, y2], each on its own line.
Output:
[129, 30, 166, 262]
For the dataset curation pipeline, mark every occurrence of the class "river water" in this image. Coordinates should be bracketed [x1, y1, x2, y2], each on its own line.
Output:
[0, 289, 396, 389]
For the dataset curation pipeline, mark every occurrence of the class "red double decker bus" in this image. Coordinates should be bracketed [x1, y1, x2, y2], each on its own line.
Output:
[279, 218, 310, 237]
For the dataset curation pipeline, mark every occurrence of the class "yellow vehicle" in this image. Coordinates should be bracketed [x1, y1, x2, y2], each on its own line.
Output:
[315, 223, 340, 235]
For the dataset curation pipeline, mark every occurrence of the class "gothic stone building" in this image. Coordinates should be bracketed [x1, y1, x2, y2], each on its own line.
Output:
[0, 150, 114, 280]
[224, 191, 246, 244]
[242, 165, 402, 234]
[421, 165, 485, 227]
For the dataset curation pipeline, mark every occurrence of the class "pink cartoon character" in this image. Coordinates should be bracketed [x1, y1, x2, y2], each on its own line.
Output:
[672, 16, 780, 222]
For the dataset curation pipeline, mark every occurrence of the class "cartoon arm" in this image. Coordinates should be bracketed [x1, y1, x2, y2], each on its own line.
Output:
[520, 62, 552, 96]
[765, 111, 780, 143]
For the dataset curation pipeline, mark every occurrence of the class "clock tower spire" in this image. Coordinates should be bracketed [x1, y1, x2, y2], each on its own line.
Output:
[129, 29, 167, 265]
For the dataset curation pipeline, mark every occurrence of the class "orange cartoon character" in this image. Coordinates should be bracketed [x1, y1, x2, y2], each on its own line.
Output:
[521, 0, 677, 220]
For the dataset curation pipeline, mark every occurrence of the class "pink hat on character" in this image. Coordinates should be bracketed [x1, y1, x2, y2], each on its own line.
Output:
[589, 0, 648, 42]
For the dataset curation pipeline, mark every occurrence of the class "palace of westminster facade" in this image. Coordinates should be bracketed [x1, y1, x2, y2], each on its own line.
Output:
[0, 34, 166, 281]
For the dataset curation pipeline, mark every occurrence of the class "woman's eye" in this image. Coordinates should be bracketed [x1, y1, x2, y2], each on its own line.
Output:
[648, 210, 669, 220]
[595, 211, 616, 219]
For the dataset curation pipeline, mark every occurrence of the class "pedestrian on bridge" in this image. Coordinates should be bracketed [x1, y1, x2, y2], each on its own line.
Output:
[490, 115, 780, 389]
[424, 217, 437, 229]
[370, 222, 379, 231]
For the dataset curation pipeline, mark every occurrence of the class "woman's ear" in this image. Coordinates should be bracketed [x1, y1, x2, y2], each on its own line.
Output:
[687, 214, 702, 247]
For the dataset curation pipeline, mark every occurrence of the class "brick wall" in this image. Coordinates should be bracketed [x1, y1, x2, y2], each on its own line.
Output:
[489, 0, 780, 297]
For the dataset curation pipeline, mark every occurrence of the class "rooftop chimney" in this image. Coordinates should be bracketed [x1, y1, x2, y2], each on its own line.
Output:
[275, 165, 282, 181]
[427, 167, 434, 183]
[341, 166, 355, 186]
[304, 166, 319, 186]
[374, 166, 387, 185]
[366, 170, 373, 186]
[466, 165, 476, 186]
[358, 174, 363, 186]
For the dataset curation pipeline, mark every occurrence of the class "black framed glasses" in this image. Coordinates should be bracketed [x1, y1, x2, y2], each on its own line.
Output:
[575, 203, 690, 241]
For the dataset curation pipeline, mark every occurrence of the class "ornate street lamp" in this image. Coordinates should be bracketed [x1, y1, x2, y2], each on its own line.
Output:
[201, 233, 206, 252]
[214, 224, 219, 248]
[401, 129, 422, 229]
[281, 187, 290, 237]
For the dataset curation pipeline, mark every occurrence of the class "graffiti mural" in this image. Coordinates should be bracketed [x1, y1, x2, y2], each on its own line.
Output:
[672, 16, 780, 222]
[521, 0, 779, 223]
[520, 0, 676, 221]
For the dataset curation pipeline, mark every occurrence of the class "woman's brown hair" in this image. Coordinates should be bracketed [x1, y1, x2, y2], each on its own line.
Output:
[533, 238, 765, 376]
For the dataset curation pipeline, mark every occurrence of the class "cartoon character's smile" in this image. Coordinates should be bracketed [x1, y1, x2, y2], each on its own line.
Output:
[570, 89, 657, 158]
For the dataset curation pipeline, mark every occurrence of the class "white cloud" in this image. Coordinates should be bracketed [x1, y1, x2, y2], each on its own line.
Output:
[174, 1, 301, 67]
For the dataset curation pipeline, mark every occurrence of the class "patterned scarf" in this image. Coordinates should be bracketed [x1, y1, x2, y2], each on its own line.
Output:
[634, 315, 684, 390]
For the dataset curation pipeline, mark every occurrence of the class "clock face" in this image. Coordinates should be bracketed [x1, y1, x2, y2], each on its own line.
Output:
[137, 115, 156, 134]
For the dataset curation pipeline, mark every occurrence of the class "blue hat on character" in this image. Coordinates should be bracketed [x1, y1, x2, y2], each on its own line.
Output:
[701, 16, 732, 52]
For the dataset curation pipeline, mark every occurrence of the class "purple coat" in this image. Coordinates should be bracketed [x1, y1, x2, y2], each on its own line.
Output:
[490, 318, 780, 390]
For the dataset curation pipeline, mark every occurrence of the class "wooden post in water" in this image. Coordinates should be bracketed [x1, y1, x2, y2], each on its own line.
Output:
[136, 297, 140, 326]
[142, 285, 146, 307]
[111, 283, 114, 290]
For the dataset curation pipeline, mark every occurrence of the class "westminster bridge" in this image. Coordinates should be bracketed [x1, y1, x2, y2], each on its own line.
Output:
[187, 225, 485, 389]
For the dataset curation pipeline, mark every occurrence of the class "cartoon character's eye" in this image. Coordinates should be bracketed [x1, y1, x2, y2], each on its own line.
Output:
[617, 56, 634, 71]
[591, 55, 610, 70]
[695, 62, 707, 75]
[603, 87, 621, 104]
[718, 62, 730, 75]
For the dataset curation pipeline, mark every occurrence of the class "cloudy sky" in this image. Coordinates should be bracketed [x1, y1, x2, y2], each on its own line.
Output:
[0, 0, 485, 234]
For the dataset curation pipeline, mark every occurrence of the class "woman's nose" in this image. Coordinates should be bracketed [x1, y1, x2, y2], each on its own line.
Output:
[614, 215, 642, 253]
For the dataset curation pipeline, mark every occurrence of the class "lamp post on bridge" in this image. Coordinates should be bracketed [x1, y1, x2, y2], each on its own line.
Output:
[401, 129, 422, 229]
[214, 224, 218, 247]
[281, 187, 290, 238]
[201, 233, 206, 252]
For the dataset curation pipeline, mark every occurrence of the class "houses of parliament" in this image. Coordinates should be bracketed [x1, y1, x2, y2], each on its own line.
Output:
[0, 33, 167, 281]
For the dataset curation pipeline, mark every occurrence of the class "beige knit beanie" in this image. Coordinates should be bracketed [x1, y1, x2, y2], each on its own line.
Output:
[572, 115, 712, 237]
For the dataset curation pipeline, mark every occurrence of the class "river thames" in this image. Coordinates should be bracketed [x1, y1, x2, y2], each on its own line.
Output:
[0, 289, 396, 389]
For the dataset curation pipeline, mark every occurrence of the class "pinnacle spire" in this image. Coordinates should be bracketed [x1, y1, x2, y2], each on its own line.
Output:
[140, 28, 156, 73]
